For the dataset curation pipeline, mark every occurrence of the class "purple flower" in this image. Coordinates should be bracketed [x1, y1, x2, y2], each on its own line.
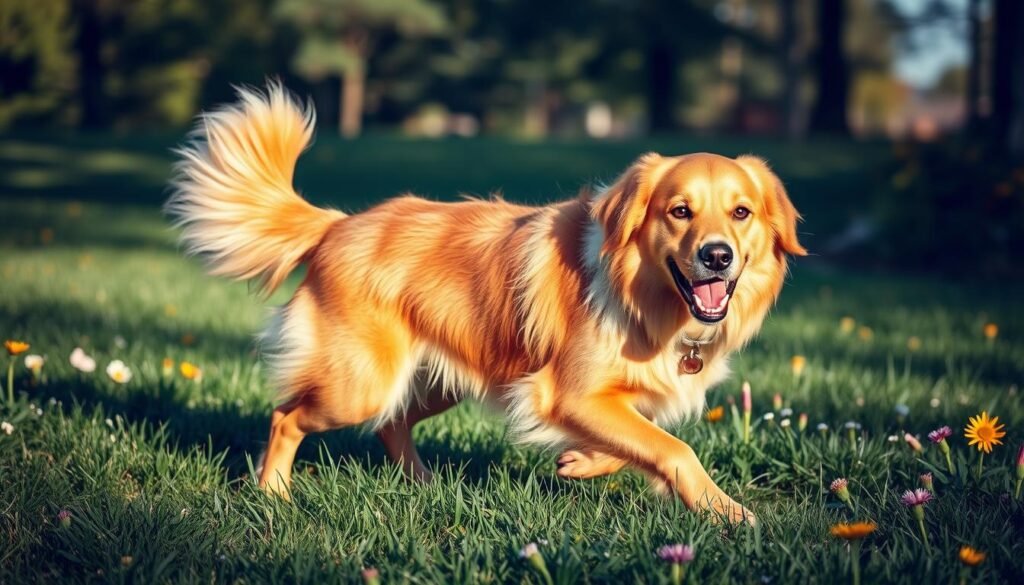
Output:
[56, 509, 72, 528]
[900, 488, 933, 507]
[657, 544, 695, 565]
[928, 426, 952, 443]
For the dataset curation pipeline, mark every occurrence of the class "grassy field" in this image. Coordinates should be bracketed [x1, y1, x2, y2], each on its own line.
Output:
[1, 133, 1022, 583]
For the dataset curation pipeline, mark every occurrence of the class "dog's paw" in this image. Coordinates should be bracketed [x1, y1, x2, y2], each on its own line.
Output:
[556, 449, 624, 479]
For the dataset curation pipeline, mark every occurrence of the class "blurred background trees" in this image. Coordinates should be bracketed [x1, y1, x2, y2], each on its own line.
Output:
[1, 0, 1022, 152]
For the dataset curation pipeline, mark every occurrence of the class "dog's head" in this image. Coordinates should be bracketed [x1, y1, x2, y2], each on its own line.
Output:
[591, 152, 806, 341]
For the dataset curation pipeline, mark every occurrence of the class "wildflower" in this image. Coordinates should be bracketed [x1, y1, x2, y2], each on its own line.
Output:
[120, 555, 133, 567]
[965, 411, 1005, 479]
[907, 336, 921, 351]
[887, 434, 900, 443]
[780, 407, 793, 418]
[742, 381, 752, 443]
[982, 323, 998, 340]
[894, 403, 909, 420]
[831, 522, 876, 585]
[773, 393, 783, 411]
[57, 509, 72, 528]
[519, 542, 553, 585]
[1, 421, 12, 435]
[958, 545, 985, 566]
[179, 361, 202, 382]
[790, 355, 806, 376]
[106, 360, 133, 384]
[919, 472, 934, 492]
[780, 418, 791, 428]
[5, 340, 30, 403]
[763, 412, 775, 423]
[929, 397, 940, 408]
[1015, 444, 1023, 499]
[840, 317, 855, 334]
[857, 326, 873, 341]
[845, 421, 860, 453]
[928, 426, 955, 474]
[706, 405, 724, 423]
[69, 348, 96, 373]
[901, 488, 933, 551]
[965, 412, 1005, 454]
[817, 422, 829, 435]
[830, 478, 855, 512]
[361, 567, 381, 585]
[830, 521, 876, 540]
[798, 413, 808, 432]
[24, 354, 44, 382]
[904, 433, 923, 454]
[657, 544, 695, 585]
[4, 340, 29, 356]
[181, 333, 196, 346]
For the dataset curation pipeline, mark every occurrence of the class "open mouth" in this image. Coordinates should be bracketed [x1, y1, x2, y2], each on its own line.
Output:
[666, 257, 737, 323]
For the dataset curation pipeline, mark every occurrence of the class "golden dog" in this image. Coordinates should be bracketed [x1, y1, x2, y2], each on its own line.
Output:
[167, 85, 805, 524]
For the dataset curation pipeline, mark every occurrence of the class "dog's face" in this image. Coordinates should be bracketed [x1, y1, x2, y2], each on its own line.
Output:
[593, 152, 806, 327]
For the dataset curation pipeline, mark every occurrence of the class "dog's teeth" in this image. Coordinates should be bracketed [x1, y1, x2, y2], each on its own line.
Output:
[694, 296, 705, 310]
[717, 294, 730, 309]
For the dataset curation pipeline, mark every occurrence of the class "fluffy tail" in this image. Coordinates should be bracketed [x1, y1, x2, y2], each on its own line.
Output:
[166, 83, 344, 294]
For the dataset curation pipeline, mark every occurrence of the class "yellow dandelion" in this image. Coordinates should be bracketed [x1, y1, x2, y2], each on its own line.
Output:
[983, 323, 998, 340]
[5, 340, 30, 356]
[840, 317, 855, 334]
[706, 405, 725, 423]
[964, 411, 1005, 454]
[179, 361, 202, 381]
[907, 336, 921, 351]
[790, 355, 806, 377]
[830, 521, 877, 540]
[958, 546, 986, 566]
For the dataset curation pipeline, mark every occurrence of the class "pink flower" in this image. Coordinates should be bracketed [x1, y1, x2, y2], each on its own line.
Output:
[928, 426, 952, 443]
[1017, 443, 1024, 467]
[741, 381, 752, 413]
[657, 544, 695, 564]
[830, 478, 848, 492]
[900, 488, 933, 507]
[919, 473, 934, 491]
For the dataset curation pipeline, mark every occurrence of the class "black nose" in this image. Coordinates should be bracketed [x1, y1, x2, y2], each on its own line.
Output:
[698, 242, 733, 271]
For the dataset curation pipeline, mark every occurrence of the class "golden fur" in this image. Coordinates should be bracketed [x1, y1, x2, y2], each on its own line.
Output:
[167, 84, 805, 524]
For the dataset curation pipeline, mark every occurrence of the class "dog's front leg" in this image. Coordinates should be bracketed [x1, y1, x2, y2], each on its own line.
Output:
[555, 390, 754, 525]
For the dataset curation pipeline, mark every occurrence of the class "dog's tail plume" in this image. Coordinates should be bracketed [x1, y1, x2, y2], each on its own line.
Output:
[166, 82, 344, 295]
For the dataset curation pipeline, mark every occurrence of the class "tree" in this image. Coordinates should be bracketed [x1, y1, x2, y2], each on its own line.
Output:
[809, 0, 850, 135]
[276, 0, 447, 137]
[991, 0, 1024, 154]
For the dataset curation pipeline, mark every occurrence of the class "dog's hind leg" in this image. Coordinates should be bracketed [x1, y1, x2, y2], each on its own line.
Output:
[556, 448, 627, 479]
[376, 390, 460, 482]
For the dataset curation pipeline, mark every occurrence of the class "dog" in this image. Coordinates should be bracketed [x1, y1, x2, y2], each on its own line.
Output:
[166, 84, 805, 525]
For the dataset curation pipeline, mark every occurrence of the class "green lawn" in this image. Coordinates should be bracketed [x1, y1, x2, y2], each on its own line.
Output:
[0, 133, 1021, 583]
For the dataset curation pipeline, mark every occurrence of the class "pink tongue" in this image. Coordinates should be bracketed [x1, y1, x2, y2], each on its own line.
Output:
[694, 280, 728, 308]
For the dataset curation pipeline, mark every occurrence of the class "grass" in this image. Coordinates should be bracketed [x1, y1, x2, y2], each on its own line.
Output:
[0, 132, 1022, 583]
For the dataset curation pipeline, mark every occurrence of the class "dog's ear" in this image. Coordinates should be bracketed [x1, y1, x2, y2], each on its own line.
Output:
[592, 152, 662, 255]
[735, 155, 807, 256]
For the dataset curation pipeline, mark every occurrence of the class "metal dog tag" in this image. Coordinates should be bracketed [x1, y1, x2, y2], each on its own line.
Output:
[679, 346, 704, 375]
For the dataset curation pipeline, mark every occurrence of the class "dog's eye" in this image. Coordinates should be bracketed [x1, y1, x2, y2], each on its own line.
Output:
[733, 206, 751, 220]
[670, 205, 692, 220]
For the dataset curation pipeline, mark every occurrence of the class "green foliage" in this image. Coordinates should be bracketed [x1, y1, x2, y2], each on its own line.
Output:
[276, 0, 447, 79]
[0, 0, 76, 128]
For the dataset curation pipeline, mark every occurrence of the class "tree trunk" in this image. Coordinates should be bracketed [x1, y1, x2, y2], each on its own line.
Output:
[991, 0, 1024, 154]
[965, 0, 984, 132]
[340, 63, 365, 137]
[779, 0, 804, 138]
[809, 0, 849, 135]
[646, 42, 675, 132]
[74, 0, 106, 128]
